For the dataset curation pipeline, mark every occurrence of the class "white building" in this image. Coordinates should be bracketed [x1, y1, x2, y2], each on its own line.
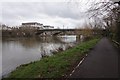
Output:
[20, 22, 43, 30]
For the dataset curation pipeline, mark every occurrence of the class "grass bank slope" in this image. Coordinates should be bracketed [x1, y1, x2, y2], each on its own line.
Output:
[7, 38, 100, 78]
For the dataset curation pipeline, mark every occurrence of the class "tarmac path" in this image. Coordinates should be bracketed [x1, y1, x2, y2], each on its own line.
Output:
[70, 37, 119, 78]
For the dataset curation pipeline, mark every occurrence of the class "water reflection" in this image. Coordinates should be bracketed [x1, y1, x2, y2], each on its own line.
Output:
[2, 35, 82, 77]
[59, 35, 77, 43]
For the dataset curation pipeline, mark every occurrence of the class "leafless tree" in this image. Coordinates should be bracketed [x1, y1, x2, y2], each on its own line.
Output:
[68, 0, 120, 42]
[87, 0, 120, 42]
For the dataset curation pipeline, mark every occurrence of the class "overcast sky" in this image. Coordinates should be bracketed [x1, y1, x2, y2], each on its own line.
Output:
[0, 0, 111, 28]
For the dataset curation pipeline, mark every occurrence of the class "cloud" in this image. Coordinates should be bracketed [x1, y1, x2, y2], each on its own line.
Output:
[1, 2, 87, 28]
[1, 0, 108, 28]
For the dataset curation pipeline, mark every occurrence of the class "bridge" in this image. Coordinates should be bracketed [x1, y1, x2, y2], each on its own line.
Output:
[2, 28, 105, 37]
[35, 29, 83, 36]
[35, 29, 104, 36]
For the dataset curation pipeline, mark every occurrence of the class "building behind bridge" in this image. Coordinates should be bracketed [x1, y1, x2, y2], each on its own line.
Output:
[1, 22, 55, 37]
[20, 22, 44, 30]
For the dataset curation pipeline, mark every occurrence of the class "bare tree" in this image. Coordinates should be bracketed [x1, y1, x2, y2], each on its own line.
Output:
[68, 0, 120, 42]
[87, 0, 120, 42]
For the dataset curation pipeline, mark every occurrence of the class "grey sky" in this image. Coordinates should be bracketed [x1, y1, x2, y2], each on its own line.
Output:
[0, 0, 111, 28]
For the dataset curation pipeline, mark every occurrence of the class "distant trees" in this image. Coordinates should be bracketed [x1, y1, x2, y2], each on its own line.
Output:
[75, 26, 93, 41]
[82, 24, 93, 37]
[19, 26, 37, 37]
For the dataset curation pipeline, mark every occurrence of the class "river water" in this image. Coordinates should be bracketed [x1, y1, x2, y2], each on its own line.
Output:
[1, 35, 83, 77]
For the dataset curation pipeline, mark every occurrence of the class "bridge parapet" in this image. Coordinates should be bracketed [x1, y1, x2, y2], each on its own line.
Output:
[35, 29, 104, 36]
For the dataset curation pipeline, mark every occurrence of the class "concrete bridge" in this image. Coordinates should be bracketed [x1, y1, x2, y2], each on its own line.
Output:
[35, 29, 83, 36]
[35, 29, 104, 37]
[2, 28, 105, 37]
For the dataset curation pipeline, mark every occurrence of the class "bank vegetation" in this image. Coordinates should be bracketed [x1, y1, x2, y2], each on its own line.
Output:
[4, 38, 100, 78]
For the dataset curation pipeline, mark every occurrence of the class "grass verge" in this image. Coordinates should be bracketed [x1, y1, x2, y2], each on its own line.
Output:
[6, 38, 100, 78]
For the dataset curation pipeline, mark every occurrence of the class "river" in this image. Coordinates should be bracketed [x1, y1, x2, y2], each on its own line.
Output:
[1, 35, 83, 77]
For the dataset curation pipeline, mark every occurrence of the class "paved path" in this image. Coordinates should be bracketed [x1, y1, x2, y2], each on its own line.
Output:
[70, 37, 119, 78]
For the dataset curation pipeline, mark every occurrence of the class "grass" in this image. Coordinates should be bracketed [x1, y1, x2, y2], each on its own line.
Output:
[6, 38, 100, 78]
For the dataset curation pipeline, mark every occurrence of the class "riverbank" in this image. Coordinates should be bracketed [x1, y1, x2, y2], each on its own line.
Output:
[5, 38, 100, 78]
